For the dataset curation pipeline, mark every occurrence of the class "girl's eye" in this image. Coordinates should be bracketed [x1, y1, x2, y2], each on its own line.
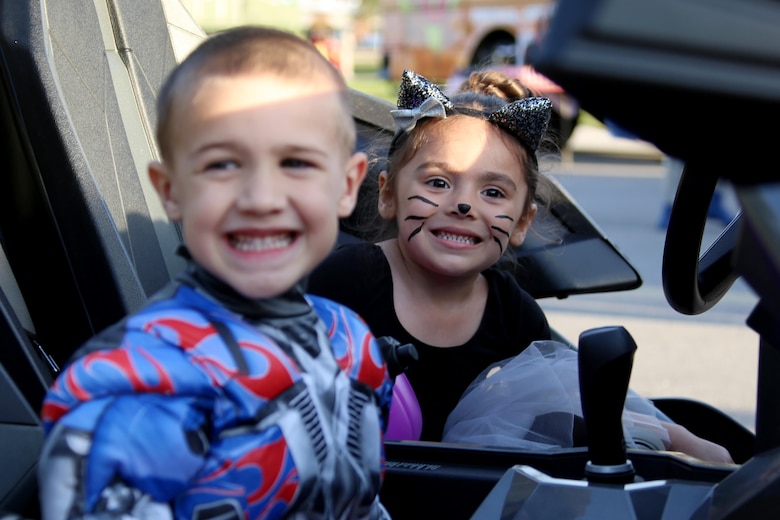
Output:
[483, 188, 505, 199]
[426, 178, 449, 189]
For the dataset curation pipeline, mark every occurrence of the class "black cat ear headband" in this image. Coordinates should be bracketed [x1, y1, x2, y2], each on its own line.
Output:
[390, 69, 552, 153]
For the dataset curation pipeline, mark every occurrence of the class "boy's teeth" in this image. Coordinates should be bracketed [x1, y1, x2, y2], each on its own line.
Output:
[437, 232, 476, 244]
[231, 233, 292, 251]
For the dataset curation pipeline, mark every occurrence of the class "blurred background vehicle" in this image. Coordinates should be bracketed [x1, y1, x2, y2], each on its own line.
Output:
[381, 0, 579, 149]
[380, 0, 549, 81]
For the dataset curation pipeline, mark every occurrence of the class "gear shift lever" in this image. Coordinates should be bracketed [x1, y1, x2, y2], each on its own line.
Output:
[578, 325, 637, 484]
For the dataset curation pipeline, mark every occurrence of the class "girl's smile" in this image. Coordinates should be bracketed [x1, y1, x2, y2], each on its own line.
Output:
[431, 228, 481, 247]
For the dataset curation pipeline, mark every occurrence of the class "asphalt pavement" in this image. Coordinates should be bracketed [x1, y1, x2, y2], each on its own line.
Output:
[543, 127, 759, 434]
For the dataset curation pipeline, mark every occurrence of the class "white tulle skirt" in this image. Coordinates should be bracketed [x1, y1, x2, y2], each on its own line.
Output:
[442, 340, 670, 451]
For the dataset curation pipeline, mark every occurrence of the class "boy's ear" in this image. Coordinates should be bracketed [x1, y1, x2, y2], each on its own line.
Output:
[509, 202, 537, 247]
[148, 161, 182, 221]
[337, 151, 368, 217]
[377, 170, 396, 220]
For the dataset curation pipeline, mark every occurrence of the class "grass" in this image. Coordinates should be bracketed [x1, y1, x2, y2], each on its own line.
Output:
[347, 65, 397, 104]
[347, 74, 397, 104]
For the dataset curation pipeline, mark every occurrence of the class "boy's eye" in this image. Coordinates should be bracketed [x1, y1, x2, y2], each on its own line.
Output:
[205, 159, 239, 171]
[483, 188, 505, 199]
[282, 157, 316, 169]
[426, 178, 449, 189]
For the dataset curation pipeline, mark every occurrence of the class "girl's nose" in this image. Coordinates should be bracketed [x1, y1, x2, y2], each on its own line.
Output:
[457, 203, 471, 215]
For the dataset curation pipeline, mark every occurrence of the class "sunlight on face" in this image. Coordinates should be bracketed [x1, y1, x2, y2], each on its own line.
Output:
[387, 117, 532, 279]
[151, 73, 363, 299]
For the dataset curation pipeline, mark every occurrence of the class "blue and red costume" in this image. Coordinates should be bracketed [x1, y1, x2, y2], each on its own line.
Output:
[38, 265, 393, 519]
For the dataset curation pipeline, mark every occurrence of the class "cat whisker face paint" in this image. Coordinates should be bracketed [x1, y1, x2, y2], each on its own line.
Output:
[405, 194, 439, 242]
[490, 226, 510, 255]
[408, 224, 424, 241]
[408, 195, 438, 207]
[490, 215, 514, 255]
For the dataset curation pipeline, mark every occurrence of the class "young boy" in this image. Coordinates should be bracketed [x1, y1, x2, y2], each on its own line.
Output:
[37, 26, 392, 519]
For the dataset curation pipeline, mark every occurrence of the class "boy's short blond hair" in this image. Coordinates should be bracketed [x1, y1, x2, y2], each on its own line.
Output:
[155, 25, 355, 162]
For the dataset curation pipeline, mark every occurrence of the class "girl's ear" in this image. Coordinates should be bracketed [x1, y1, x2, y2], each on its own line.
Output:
[509, 202, 537, 247]
[377, 170, 396, 220]
[148, 161, 182, 221]
[338, 151, 368, 217]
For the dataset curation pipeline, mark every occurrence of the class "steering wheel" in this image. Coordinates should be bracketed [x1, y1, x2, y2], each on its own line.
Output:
[662, 159, 742, 315]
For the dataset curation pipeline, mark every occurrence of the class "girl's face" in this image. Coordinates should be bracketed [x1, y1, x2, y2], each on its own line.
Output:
[379, 117, 536, 278]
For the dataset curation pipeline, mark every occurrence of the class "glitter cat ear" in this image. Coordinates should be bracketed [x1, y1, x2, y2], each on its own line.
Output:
[388, 69, 453, 148]
[488, 97, 552, 152]
[396, 69, 453, 111]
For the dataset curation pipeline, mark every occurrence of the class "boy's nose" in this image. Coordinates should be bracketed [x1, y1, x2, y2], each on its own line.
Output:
[237, 170, 284, 212]
[457, 203, 471, 215]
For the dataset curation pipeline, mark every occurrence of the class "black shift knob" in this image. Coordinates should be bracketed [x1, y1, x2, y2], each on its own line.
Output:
[578, 325, 637, 483]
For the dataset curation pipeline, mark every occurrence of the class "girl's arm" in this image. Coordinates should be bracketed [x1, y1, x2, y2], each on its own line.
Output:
[662, 421, 734, 464]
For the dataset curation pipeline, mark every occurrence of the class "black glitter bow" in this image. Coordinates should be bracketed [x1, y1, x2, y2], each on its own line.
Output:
[394, 69, 552, 152]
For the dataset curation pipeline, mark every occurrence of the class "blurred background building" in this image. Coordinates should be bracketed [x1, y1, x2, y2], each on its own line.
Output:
[179, 0, 382, 79]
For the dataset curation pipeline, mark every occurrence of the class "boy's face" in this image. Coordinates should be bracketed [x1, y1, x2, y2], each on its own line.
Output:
[150, 73, 366, 299]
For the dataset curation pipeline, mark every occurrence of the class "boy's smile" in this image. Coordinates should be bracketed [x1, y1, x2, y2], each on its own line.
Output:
[228, 231, 294, 252]
[150, 74, 365, 299]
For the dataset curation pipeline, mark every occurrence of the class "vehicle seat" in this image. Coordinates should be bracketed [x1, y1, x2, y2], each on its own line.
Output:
[0, 1, 203, 516]
[0, 0, 205, 368]
[0, 245, 53, 517]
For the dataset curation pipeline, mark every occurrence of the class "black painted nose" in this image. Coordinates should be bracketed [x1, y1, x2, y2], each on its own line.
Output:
[457, 203, 471, 215]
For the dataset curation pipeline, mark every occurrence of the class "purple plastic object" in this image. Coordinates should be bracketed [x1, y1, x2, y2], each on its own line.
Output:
[386, 373, 423, 441]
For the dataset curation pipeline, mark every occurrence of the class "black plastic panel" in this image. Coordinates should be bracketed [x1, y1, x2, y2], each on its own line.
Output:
[533, 0, 780, 178]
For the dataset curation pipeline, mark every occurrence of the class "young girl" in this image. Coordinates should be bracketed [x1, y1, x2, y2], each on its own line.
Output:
[309, 69, 554, 442]
[308, 69, 733, 463]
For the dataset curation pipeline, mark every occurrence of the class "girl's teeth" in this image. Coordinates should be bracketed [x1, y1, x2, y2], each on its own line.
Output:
[438, 232, 476, 245]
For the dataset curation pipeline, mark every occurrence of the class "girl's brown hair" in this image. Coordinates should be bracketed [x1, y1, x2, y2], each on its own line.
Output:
[344, 70, 559, 244]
